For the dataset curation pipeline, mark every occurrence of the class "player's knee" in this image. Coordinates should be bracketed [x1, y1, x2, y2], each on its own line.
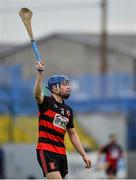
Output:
[46, 171, 62, 179]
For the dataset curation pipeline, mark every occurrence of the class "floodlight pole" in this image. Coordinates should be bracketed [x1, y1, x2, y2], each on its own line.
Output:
[100, 0, 108, 74]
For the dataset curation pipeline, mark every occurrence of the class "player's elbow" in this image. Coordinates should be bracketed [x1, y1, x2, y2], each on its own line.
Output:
[34, 94, 43, 104]
[67, 128, 77, 138]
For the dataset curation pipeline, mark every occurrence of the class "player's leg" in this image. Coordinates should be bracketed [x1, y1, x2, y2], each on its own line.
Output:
[46, 171, 62, 179]
[106, 165, 116, 179]
[108, 167, 117, 179]
[108, 174, 115, 179]
[36, 150, 61, 179]
[58, 155, 68, 178]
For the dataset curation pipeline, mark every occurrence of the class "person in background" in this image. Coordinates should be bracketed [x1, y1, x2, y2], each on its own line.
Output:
[34, 60, 92, 179]
[97, 134, 124, 179]
[0, 147, 4, 179]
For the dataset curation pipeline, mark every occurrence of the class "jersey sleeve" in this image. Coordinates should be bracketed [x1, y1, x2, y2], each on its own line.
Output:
[38, 96, 49, 113]
[101, 145, 108, 153]
[66, 108, 74, 129]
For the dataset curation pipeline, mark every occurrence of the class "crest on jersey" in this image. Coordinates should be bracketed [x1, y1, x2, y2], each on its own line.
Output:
[49, 162, 56, 170]
[60, 108, 65, 115]
[66, 110, 71, 117]
[53, 114, 69, 129]
[54, 104, 58, 108]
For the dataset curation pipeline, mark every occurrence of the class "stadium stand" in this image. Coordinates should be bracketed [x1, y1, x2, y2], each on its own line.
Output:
[0, 65, 136, 149]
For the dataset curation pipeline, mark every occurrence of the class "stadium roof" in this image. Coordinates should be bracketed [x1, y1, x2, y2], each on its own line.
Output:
[0, 33, 136, 59]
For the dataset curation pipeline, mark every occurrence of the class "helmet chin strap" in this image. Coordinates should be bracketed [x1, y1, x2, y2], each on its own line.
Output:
[56, 83, 60, 94]
[56, 84, 64, 99]
[53, 84, 65, 99]
[53, 84, 64, 102]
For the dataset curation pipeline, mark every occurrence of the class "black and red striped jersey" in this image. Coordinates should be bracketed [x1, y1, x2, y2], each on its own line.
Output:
[101, 143, 123, 166]
[36, 96, 74, 155]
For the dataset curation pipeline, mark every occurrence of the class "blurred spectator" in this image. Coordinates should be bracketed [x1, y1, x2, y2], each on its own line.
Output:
[97, 134, 125, 179]
[0, 147, 4, 179]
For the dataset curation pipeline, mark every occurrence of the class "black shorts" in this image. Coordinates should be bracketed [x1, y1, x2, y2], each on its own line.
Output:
[36, 150, 68, 178]
[106, 165, 117, 176]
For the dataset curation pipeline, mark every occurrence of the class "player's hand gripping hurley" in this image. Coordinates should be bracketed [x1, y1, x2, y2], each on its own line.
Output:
[19, 8, 42, 63]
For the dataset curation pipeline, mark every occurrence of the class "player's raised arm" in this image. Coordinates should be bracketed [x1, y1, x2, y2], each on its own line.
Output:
[34, 60, 45, 104]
